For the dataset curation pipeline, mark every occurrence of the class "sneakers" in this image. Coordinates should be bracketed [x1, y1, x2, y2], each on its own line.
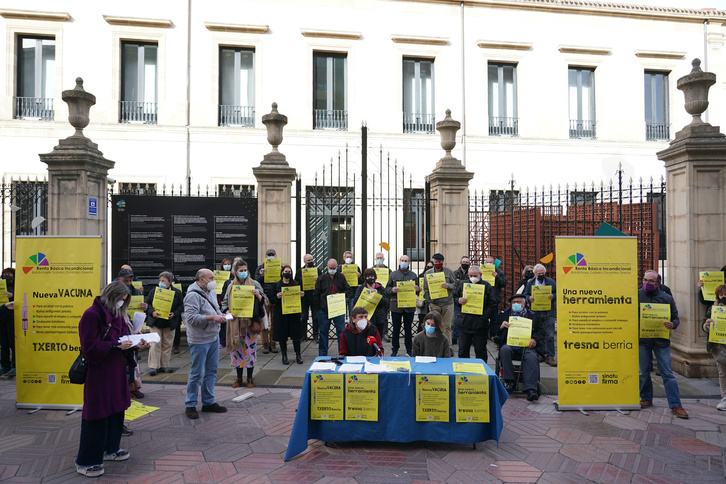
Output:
[163, 367, 173, 373]
[121, 425, 133, 437]
[526, 389, 539, 402]
[382, 334, 391, 343]
[76, 464, 104, 477]
[640, 400, 653, 409]
[6, 368, 15, 377]
[671, 406, 689, 419]
[130, 389, 144, 399]
[148, 368, 158, 376]
[545, 357, 558, 367]
[201, 403, 227, 413]
[504, 381, 516, 393]
[717, 398, 726, 411]
[185, 407, 199, 419]
[103, 449, 130, 461]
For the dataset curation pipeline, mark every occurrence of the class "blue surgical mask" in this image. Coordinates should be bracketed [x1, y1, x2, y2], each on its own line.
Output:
[425, 325, 436, 335]
[400, 262, 409, 270]
[239, 271, 248, 279]
[223, 264, 231, 271]
[328, 268, 337, 275]
[511, 303, 523, 313]
[158, 282, 167, 289]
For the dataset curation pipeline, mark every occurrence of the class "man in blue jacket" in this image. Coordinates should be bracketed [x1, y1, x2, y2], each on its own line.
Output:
[524, 264, 557, 367]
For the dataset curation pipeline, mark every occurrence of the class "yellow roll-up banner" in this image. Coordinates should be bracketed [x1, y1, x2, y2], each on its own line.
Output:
[15, 236, 101, 409]
[556, 236, 639, 410]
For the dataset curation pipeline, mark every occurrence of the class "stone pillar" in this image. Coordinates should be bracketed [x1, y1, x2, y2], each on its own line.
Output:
[428, 110, 474, 261]
[657, 59, 726, 377]
[39, 78, 114, 285]
[253, 103, 296, 265]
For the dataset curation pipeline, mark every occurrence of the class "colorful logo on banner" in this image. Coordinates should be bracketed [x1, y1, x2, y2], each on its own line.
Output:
[313, 375, 324, 383]
[641, 304, 653, 311]
[458, 376, 468, 385]
[562, 253, 587, 274]
[22, 252, 50, 274]
[347, 375, 358, 383]
[418, 376, 429, 384]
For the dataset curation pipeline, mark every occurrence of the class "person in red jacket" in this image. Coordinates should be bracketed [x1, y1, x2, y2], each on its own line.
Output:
[339, 307, 383, 357]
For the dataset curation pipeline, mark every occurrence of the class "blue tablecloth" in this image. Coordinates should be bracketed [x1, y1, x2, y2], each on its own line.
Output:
[285, 357, 508, 461]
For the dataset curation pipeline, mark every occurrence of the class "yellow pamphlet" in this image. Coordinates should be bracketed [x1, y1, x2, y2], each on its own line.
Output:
[342, 264, 359, 287]
[0, 280, 7, 304]
[264, 258, 281, 284]
[481, 264, 496, 286]
[131, 280, 143, 291]
[230, 285, 255, 318]
[345, 374, 379, 421]
[531, 285, 552, 311]
[507, 316, 533, 347]
[426, 272, 448, 300]
[700, 271, 725, 302]
[152, 287, 174, 319]
[302, 267, 318, 291]
[455, 375, 490, 423]
[172, 283, 182, 292]
[311, 373, 344, 420]
[127, 295, 144, 319]
[213, 270, 230, 295]
[415, 375, 449, 422]
[453, 362, 486, 374]
[355, 288, 382, 315]
[380, 360, 411, 372]
[462, 283, 484, 315]
[639, 303, 671, 339]
[708, 306, 726, 345]
[374, 268, 390, 287]
[397, 280, 416, 308]
[327, 293, 346, 318]
[281, 286, 302, 314]
[124, 400, 160, 421]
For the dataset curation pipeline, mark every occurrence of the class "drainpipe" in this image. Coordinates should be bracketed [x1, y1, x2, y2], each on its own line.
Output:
[703, 18, 709, 124]
[185, 0, 192, 195]
[461, 1, 467, 167]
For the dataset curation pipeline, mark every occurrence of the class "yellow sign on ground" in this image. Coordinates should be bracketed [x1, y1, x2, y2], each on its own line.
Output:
[152, 287, 174, 319]
[281, 286, 302, 314]
[462, 283, 484, 315]
[455, 375, 490, 423]
[125, 400, 160, 421]
[311, 373, 344, 420]
[345, 374, 378, 421]
[639, 303, 671, 339]
[327, 293, 346, 318]
[507, 316, 532, 347]
[230, 285, 254, 318]
[708, 307, 726, 344]
[415, 375, 449, 422]
[302, 267, 318, 291]
[426, 272, 447, 300]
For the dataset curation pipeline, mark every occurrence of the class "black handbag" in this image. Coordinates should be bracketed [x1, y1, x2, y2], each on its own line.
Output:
[69, 321, 112, 384]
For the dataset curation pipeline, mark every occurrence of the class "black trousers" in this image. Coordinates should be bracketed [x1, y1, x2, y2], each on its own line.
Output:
[76, 411, 124, 466]
[301, 296, 318, 337]
[391, 312, 414, 355]
[457, 330, 488, 362]
[0, 317, 15, 369]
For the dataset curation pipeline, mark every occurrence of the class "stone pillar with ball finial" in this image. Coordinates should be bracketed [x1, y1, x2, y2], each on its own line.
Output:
[39, 78, 115, 284]
[427, 109, 474, 261]
[657, 59, 726, 377]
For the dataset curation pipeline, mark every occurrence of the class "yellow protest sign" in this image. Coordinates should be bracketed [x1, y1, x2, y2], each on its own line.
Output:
[531, 285, 552, 311]
[127, 295, 144, 319]
[230, 285, 254, 318]
[396, 280, 416, 308]
[152, 287, 174, 319]
[379, 360, 411, 372]
[480, 264, 496, 286]
[507, 316, 532, 347]
[556, 236, 639, 410]
[426, 272, 448, 300]
[327, 293, 346, 318]
[213, 270, 230, 294]
[700, 271, 725, 302]
[342, 264, 359, 287]
[708, 307, 726, 344]
[311, 373, 344, 420]
[452, 362, 486, 374]
[125, 400, 160, 421]
[415, 375, 449, 422]
[639, 303, 671, 339]
[462, 283, 484, 315]
[355, 288, 382, 315]
[345, 374, 378, 421]
[302, 267, 318, 291]
[281, 286, 302, 314]
[455, 375, 490, 423]
[131, 280, 143, 291]
[0, 279, 8, 304]
[374, 268, 389, 287]
[264, 258, 281, 284]
[172, 283, 182, 292]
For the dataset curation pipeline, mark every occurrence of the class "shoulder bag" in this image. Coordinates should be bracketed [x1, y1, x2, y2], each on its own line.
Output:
[69, 320, 112, 385]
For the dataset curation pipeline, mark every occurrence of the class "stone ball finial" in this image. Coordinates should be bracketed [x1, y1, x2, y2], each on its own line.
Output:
[690, 58, 702, 73]
[677, 58, 716, 126]
[445, 108, 451, 117]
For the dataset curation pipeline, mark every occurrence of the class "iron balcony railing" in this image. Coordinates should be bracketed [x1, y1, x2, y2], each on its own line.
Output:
[120, 101, 157, 124]
[15, 97, 54, 121]
[645, 123, 670, 141]
[569, 119, 596, 139]
[219, 105, 255, 127]
[489, 116, 519, 136]
[313, 109, 348, 131]
[403, 112, 435, 134]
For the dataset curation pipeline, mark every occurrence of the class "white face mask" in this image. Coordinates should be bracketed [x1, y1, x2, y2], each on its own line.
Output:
[356, 319, 368, 331]
[345, 257, 353, 264]
[469, 277, 480, 284]
[117, 300, 125, 308]
[206, 279, 217, 292]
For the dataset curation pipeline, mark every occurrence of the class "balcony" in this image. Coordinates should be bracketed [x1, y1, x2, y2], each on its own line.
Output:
[219, 105, 255, 127]
[489, 116, 518, 136]
[120, 101, 157, 124]
[569, 119, 596, 139]
[403, 112, 435, 134]
[313, 109, 347, 131]
[15, 97, 54, 121]
[645, 123, 670, 141]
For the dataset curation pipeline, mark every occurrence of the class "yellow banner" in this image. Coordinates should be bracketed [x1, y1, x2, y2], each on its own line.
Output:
[301, 267, 318, 291]
[152, 287, 174, 319]
[15, 236, 101, 409]
[345, 374, 378, 421]
[281, 286, 302, 314]
[213, 270, 230, 294]
[455, 375, 490, 423]
[342, 264, 359, 287]
[556, 236, 639, 409]
[264, 258, 281, 284]
[700, 271, 724, 302]
[708, 307, 726, 344]
[507, 316, 532, 347]
[327, 293, 346, 318]
[426, 272, 448, 300]
[396, 280, 416, 308]
[415, 375, 449, 422]
[0, 279, 8, 304]
[639, 303, 671, 339]
[480, 264, 496, 286]
[462, 283, 484, 315]
[373, 268, 389, 287]
[311, 373, 344, 420]
[452, 362, 486, 373]
[127, 295, 144, 319]
[531, 285, 552, 311]
[354, 288, 382, 315]
[230, 285, 254, 318]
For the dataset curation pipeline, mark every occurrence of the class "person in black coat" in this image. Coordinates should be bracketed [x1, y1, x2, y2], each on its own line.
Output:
[313, 259, 350, 356]
[270, 265, 304, 365]
[145, 271, 184, 375]
[295, 254, 319, 342]
[353, 268, 389, 340]
[454, 266, 495, 362]
[255, 248, 280, 354]
[0, 268, 15, 376]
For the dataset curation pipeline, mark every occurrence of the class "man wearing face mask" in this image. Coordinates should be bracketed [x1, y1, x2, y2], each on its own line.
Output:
[451, 256, 471, 345]
[339, 307, 383, 357]
[386, 255, 420, 356]
[454, 265, 495, 361]
[342, 250, 363, 317]
[638, 270, 688, 419]
[313, 259, 350, 356]
[423, 253, 458, 341]
[524, 264, 557, 367]
[183, 268, 228, 419]
[492, 293, 544, 401]
[295, 254, 319, 343]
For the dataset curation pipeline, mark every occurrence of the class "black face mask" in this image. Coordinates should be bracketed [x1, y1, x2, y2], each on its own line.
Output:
[720, 296, 726, 305]
[282, 273, 292, 279]
[366, 278, 376, 285]
[1, 275, 12, 282]
[306, 262, 315, 267]
[461, 264, 470, 272]
[525, 272, 533, 279]
[537, 275, 545, 282]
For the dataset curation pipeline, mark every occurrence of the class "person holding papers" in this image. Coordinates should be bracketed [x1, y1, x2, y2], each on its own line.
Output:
[492, 293, 544, 401]
[423, 253, 457, 342]
[454, 265, 495, 361]
[702, 284, 726, 411]
[145, 271, 184, 376]
[339, 307, 383, 357]
[270, 265, 305, 365]
[295, 254, 319, 343]
[353, 268, 388, 344]
[386, 255, 420, 357]
[483, 255, 507, 314]
[314, 259, 350, 356]
[696, 264, 726, 309]
[256, 248, 280, 354]
[412, 311, 452, 358]
[524, 264, 557, 367]
[638, 270, 688, 419]
[342, 250, 363, 317]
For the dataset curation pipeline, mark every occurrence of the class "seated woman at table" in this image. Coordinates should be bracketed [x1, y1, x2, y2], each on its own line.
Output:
[339, 307, 384, 357]
[412, 311, 453, 358]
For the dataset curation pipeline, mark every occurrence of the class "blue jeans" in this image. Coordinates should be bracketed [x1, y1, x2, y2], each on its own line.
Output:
[639, 344, 681, 408]
[317, 310, 345, 356]
[185, 338, 219, 407]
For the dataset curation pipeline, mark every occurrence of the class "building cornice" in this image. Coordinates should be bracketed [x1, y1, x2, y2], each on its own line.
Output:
[0, 9, 70, 21]
[477, 40, 532, 50]
[205, 22, 269, 34]
[634, 50, 686, 60]
[559, 45, 611, 55]
[300, 29, 362, 40]
[102, 15, 172, 28]
[391, 34, 449, 45]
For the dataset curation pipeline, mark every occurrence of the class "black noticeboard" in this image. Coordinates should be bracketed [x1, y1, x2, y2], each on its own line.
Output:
[111, 195, 258, 292]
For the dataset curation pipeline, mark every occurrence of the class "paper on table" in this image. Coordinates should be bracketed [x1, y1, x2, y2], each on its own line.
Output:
[363, 361, 389, 373]
[337, 364, 363, 373]
[119, 333, 160, 347]
[415, 356, 436, 363]
[346, 356, 367, 363]
[131, 312, 146, 333]
[309, 362, 337, 372]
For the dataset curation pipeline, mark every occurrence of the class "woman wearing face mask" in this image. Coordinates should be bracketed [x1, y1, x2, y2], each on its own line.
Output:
[222, 259, 267, 388]
[415, 262, 434, 332]
[353, 268, 388, 342]
[517, 266, 534, 294]
[339, 307, 383, 357]
[703, 284, 726, 411]
[217, 258, 234, 347]
[0, 268, 16, 377]
[145, 271, 184, 376]
[270, 265, 305, 365]
[412, 312, 452, 358]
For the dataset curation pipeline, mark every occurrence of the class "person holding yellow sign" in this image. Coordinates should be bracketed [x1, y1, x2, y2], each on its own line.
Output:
[702, 284, 726, 411]
[524, 264, 557, 367]
[386, 255, 420, 357]
[270, 265, 305, 365]
[313, 259, 351, 356]
[353, 268, 388, 341]
[638, 270, 688, 419]
[255, 249, 280, 354]
[295, 254, 319, 343]
[423, 253, 457, 342]
[144, 271, 184, 376]
[454, 266, 495, 361]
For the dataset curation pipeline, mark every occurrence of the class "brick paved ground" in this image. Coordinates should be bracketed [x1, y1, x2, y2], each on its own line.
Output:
[0, 336, 724, 483]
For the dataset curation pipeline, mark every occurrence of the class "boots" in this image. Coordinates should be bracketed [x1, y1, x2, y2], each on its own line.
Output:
[293, 340, 303, 364]
[281, 352, 290, 365]
[270, 342, 279, 353]
[296, 353, 303, 364]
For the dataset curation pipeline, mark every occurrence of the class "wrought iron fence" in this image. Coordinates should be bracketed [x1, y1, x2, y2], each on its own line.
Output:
[489, 116, 519, 136]
[569, 119, 596, 139]
[313, 109, 348, 131]
[219, 105, 255, 127]
[120, 101, 158, 124]
[15, 97, 54, 121]
[403, 112, 435, 134]
[1, 178, 48, 268]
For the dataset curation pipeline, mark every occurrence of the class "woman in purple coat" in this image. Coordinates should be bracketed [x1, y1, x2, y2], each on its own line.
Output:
[75, 282, 139, 477]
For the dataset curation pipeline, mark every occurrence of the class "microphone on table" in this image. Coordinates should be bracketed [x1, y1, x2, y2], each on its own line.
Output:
[367, 335, 383, 357]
